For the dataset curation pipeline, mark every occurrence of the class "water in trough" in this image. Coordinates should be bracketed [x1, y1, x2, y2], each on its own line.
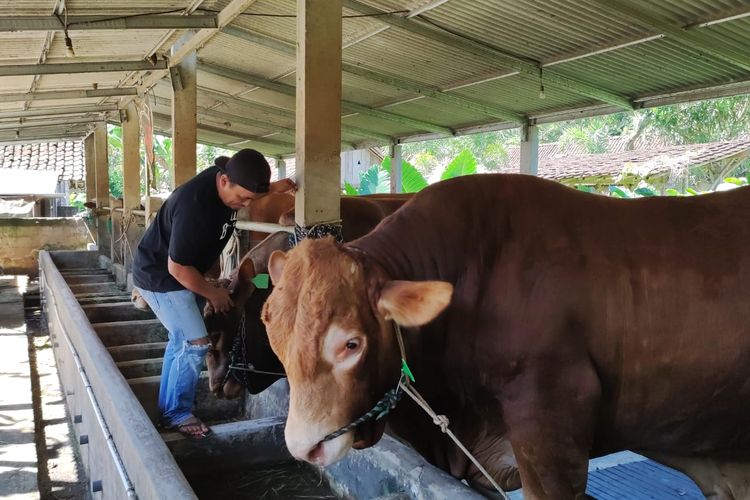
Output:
[189, 461, 340, 499]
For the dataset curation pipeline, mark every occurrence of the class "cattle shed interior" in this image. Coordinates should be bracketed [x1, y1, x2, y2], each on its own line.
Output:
[0, 0, 749, 499]
[1, 0, 749, 153]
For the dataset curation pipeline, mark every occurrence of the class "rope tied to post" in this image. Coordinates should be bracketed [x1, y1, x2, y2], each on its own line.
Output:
[290, 221, 344, 247]
[113, 209, 137, 265]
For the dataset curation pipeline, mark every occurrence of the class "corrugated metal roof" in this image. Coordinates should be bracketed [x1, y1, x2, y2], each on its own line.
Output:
[0, 0, 748, 155]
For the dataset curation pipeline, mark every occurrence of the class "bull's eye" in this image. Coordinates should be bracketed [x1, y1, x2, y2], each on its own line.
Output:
[345, 339, 359, 350]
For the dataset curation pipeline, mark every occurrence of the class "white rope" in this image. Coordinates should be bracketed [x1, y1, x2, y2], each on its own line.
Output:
[113, 210, 136, 265]
[393, 324, 509, 500]
[220, 230, 241, 280]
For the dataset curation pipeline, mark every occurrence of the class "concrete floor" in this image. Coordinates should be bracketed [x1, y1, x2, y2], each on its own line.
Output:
[0, 275, 37, 499]
[0, 276, 86, 500]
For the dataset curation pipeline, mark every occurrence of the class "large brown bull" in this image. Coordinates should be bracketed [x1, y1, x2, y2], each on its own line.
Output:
[261, 174, 750, 499]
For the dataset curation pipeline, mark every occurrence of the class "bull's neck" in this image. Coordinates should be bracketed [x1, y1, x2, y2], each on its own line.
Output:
[347, 209, 464, 284]
[347, 200, 468, 402]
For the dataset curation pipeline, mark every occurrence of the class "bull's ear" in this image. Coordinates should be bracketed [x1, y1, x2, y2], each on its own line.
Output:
[377, 280, 452, 327]
[237, 257, 256, 284]
[268, 250, 288, 285]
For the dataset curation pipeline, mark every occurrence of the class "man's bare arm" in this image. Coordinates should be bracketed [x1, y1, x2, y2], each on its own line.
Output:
[167, 257, 233, 313]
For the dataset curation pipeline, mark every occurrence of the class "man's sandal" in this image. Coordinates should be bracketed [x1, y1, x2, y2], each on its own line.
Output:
[170, 416, 212, 440]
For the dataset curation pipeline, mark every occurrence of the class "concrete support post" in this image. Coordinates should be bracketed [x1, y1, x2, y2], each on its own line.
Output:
[294, 0, 343, 239]
[277, 159, 286, 180]
[93, 123, 110, 255]
[122, 102, 141, 271]
[519, 122, 539, 176]
[84, 133, 96, 202]
[171, 32, 197, 189]
[390, 143, 402, 193]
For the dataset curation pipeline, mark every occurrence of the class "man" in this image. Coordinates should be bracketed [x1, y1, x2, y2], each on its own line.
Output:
[132, 149, 295, 439]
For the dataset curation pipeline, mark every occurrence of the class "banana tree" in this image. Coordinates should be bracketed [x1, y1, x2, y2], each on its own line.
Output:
[344, 149, 478, 195]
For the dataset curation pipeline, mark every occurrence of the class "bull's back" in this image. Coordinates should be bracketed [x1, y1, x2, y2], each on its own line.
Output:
[373, 175, 750, 455]
[586, 189, 750, 452]
[243, 193, 295, 244]
[519, 182, 750, 454]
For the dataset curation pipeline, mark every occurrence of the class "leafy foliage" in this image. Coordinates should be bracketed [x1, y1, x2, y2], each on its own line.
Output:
[346, 150, 478, 195]
[582, 176, 749, 199]
[401, 95, 750, 181]
[68, 192, 86, 212]
[402, 130, 511, 177]
[109, 167, 124, 199]
[381, 156, 428, 193]
[440, 149, 477, 180]
[107, 125, 235, 197]
[357, 165, 391, 194]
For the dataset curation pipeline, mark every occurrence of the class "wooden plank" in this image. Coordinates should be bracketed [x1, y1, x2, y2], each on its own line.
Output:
[121, 102, 141, 270]
[84, 133, 95, 202]
[171, 33, 197, 188]
[94, 123, 109, 207]
[122, 102, 140, 211]
[295, 0, 343, 227]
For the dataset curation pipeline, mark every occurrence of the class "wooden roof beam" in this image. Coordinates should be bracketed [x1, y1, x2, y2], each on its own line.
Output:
[196, 84, 393, 143]
[0, 116, 104, 130]
[342, 63, 523, 123]
[152, 100, 361, 151]
[199, 62, 454, 135]
[343, 0, 633, 110]
[170, 0, 260, 66]
[0, 15, 218, 32]
[0, 59, 167, 76]
[0, 88, 138, 103]
[152, 112, 293, 149]
[0, 135, 89, 145]
[152, 95, 295, 135]
[0, 104, 117, 120]
[223, 26, 524, 123]
[125, 0, 258, 109]
[113, 0, 207, 104]
[195, 86, 394, 143]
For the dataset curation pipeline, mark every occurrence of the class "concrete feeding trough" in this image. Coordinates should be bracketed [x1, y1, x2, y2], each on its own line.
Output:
[40, 249, 483, 499]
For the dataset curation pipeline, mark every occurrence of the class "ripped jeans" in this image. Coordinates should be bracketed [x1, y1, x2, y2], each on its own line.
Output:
[134, 287, 209, 428]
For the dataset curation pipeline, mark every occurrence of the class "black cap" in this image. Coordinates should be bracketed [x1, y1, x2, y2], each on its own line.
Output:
[214, 155, 230, 169]
[217, 149, 271, 193]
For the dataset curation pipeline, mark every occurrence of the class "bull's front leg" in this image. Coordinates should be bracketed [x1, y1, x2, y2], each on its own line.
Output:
[501, 359, 601, 500]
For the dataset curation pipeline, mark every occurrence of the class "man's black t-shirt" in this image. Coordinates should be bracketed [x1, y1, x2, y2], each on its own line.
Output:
[132, 166, 236, 292]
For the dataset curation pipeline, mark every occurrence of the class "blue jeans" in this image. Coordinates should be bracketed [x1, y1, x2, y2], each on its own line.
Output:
[134, 287, 209, 427]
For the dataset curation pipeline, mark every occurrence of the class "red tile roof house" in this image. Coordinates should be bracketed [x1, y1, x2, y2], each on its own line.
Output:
[0, 141, 85, 217]
[495, 136, 750, 192]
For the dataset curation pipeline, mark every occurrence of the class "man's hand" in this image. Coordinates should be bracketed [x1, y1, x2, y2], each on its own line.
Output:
[270, 178, 297, 194]
[207, 287, 234, 314]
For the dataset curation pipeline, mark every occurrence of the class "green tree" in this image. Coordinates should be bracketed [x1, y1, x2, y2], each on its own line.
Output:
[197, 144, 236, 172]
[108, 125, 123, 198]
[640, 95, 750, 144]
[401, 95, 750, 183]
[345, 150, 479, 195]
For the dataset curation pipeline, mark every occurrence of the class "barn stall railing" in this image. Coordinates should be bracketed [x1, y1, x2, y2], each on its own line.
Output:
[39, 250, 196, 499]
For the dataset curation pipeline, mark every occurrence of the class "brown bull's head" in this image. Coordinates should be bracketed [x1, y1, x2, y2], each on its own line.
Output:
[204, 258, 257, 399]
[204, 232, 290, 399]
[262, 237, 452, 466]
